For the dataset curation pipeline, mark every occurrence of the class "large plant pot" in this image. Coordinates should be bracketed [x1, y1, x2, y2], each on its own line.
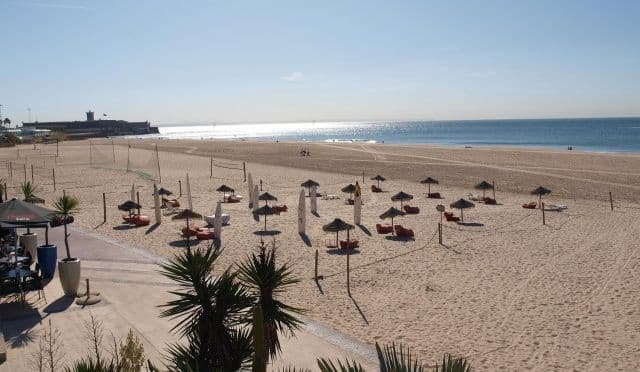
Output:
[58, 258, 81, 296]
[37, 244, 57, 279]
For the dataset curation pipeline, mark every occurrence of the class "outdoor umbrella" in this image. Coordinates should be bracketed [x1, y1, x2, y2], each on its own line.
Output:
[118, 200, 142, 219]
[474, 181, 494, 199]
[153, 187, 173, 196]
[0, 198, 56, 225]
[341, 184, 356, 199]
[171, 209, 203, 220]
[379, 207, 406, 235]
[371, 175, 386, 188]
[216, 184, 235, 201]
[301, 179, 320, 197]
[420, 177, 439, 194]
[24, 195, 45, 204]
[322, 218, 354, 248]
[450, 198, 475, 222]
[531, 186, 552, 209]
[253, 204, 277, 232]
[258, 192, 278, 205]
[391, 191, 413, 208]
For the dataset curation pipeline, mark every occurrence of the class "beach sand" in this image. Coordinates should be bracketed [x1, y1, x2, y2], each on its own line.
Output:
[2, 139, 639, 371]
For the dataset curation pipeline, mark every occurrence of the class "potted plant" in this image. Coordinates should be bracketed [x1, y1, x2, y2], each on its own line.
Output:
[54, 195, 80, 296]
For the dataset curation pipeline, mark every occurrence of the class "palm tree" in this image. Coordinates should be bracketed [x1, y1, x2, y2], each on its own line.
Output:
[237, 242, 304, 363]
[53, 195, 79, 260]
[20, 181, 37, 199]
[159, 247, 254, 371]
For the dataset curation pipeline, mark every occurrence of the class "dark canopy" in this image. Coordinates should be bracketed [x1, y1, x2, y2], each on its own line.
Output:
[258, 192, 278, 202]
[391, 191, 413, 202]
[216, 184, 235, 193]
[253, 205, 277, 231]
[379, 207, 406, 220]
[154, 187, 173, 196]
[300, 179, 320, 188]
[0, 198, 56, 226]
[371, 175, 386, 182]
[450, 198, 475, 210]
[420, 177, 439, 184]
[531, 186, 551, 196]
[474, 181, 494, 190]
[118, 200, 141, 211]
[322, 218, 354, 232]
[341, 184, 356, 194]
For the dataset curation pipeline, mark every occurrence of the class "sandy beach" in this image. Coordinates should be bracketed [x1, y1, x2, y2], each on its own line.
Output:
[2, 139, 639, 371]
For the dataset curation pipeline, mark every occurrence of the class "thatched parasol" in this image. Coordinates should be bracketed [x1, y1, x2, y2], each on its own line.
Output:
[391, 191, 413, 208]
[258, 192, 278, 205]
[370, 175, 386, 188]
[450, 198, 475, 222]
[301, 179, 320, 197]
[474, 181, 494, 198]
[216, 184, 235, 200]
[420, 177, 439, 194]
[253, 204, 277, 231]
[153, 187, 173, 196]
[341, 184, 356, 199]
[322, 218, 354, 248]
[531, 186, 552, 209]
[379, 206, 406, 234]
[118, 200, 142, 219]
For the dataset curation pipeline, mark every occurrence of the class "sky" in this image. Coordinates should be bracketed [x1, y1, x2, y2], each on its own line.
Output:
[1, 0, 639, 124]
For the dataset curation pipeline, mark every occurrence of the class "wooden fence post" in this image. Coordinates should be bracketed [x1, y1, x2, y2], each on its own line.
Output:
[609, 192, 614, 211]
[52, 168, 56, 190]
[542, 202, 546, 225]
[31, 164, 34, 183]
[243, 162, 246, 182]
[314, 249, 319, 280]
[103, 193, 107, 223]
[179, 180, 182, 197]
[346, 253, 351, 296]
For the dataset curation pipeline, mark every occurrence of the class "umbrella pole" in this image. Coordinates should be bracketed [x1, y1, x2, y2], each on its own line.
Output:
[336, 231, 339, 248]
[539, 194, 542, 209]
[428, 184, 431, 194]
[264, 215, 267, 232]
[45, 226, 49, 245]
[391, 216, 394, 235]
[461, 208, 464, 222]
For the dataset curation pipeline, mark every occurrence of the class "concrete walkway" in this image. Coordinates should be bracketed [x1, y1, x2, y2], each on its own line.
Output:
[0, 225, 377, 371]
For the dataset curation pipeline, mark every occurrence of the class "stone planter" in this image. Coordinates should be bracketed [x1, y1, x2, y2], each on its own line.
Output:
[58, 258, 81, 296]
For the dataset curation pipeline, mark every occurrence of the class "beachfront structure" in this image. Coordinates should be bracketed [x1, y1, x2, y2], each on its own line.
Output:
[22, 111, 159, 139]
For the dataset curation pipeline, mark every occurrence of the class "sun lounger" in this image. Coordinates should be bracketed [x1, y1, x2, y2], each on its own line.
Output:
[371, 185, 382, 193]
[403, 205, 420, 214]
[444, 213, 460, 222]
[162, 198, 180, 208]
[427, 192, 441, 198]
[544, 204, 567, 211]
[226, 195, 242, 203]
[273, 205, 288, 213]
[196, 230, 215, 240]
[483, 197, 497, 205]
[376, 223, 394, 234]
[468, 194, 483, 201]
[346, 198, 355, 205]
[204, 213, 230, 226]
[522, 202, 537, 209]
[132, 215, 150, 226]
[339, 239, 359, 249]
[181, 226, 203, 237]
[394, 225, 414, 237]
[322, 192, 340, 200]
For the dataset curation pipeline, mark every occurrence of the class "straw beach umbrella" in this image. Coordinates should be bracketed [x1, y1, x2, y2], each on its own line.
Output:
[154, 187, 173, 196]
[118, 200, 141, 219]
[258, 192, 278, 206]
[216, 184, 235, 201]
[322, 218, 354, 248]
[371, 175, 386, 188]
[450, 198, 475, 222]
[420, 177, 439, 194]
[341, 184, 356, 199]
[531, 186, 552, 209]
[301, 179, 320, 197]
[474, 181, 494, 199]
[379, 207, 405, 235]
[253, 204, 277, 232]
[391, 191, 413, 208]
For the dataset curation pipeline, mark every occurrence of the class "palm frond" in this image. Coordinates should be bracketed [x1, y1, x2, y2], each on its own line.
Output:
[434, 354, 472, 372]
[376, 342, 424, 372]
[54, 194, 80, 215]
[317, 358, 366, 372]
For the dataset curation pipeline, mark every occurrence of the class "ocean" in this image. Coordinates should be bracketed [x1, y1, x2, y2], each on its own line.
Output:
[146, 117, 640, 153]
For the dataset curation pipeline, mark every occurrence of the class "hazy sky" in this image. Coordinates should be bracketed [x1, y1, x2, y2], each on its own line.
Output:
[1, 0, 639, 124]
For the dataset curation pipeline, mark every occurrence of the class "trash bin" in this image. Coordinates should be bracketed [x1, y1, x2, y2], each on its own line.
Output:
[37, 244, 57, 279]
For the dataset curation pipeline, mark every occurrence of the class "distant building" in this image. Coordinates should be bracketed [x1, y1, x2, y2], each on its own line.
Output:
[22, 111, 159, 139]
